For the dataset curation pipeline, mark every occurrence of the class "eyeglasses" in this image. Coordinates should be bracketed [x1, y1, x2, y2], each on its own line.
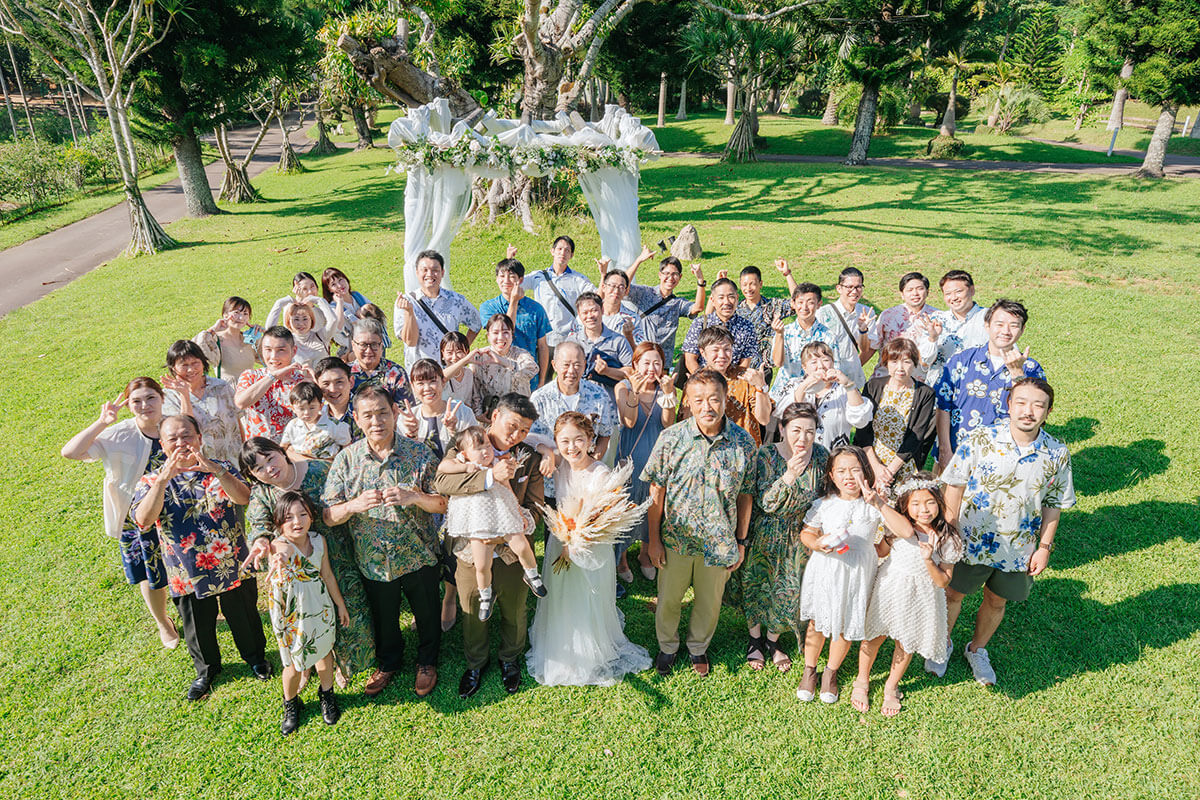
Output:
[353, 340, 382, 351]
[839, 283, 865, 291]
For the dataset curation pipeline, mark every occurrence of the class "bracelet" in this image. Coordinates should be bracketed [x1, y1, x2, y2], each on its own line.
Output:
[697, 280, 707, 287]
[656, 393, 678, 409]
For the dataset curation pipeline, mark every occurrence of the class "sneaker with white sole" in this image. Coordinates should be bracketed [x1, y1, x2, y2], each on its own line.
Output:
[924, 637, 953, 678]
[964, 642, 996, 686]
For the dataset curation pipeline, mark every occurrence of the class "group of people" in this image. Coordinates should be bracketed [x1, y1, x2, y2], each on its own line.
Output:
[63, 235, 1075, 734]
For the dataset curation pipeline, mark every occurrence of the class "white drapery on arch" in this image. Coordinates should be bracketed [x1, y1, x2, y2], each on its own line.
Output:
[387, 99, 660, 293]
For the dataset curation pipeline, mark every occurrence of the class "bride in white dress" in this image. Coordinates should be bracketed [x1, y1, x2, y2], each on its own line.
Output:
[527, 412, 651, 687]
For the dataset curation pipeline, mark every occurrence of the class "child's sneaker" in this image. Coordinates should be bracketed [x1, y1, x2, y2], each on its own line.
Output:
[964, 642, 996, 686]
[523, 571, 548, 598]
[478, 591, 494, 622]
[924, 637, 953, 678]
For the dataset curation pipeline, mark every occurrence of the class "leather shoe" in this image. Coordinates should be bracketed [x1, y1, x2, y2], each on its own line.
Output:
[186, 677, 211, 701]
[458, 667, 484, 699]
[500, 660, 522, 694]
[690, 652, 710, 677]
[250, 661, 274, 681]
[364, 669, 395, 696]
[654, 650, 676, 677]
[415, 664, 438, 697]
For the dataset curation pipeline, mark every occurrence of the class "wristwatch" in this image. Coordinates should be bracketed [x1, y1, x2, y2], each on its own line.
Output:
[1037, 541, 1055, 553]
[697, 280, 707, 287]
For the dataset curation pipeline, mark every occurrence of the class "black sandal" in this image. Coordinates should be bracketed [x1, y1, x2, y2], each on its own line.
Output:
[764, 637, 792, 673]
[746, 634, 767, 670]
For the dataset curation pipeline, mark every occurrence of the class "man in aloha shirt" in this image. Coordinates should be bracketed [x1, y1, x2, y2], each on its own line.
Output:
[234, 326, 307, 441]
[927, 269, 988, 386]
[348, 317, 414, 407]
[530, 341, 618, 499]
[323, 386, 446, 699]
[933, 377, 1075, 688]
[643, 369, 756, 678]
[394, 249, 480, 368]
[521, 235, 596, 348]
[681, 278, 760, 372]
[734, 262, 796, 377]
[768, 283, 851, 397]
[934, 299, 1044, 472]
[624, 251, 705, 371]
[131, 415, 269, 700]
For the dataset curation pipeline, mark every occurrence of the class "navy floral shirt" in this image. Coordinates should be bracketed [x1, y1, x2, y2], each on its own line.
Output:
[934, 345, 1045, 453]
[351, 358, 414, 406]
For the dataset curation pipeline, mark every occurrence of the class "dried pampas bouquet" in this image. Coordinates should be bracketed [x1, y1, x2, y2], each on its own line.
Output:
[537, 461, 649, 572]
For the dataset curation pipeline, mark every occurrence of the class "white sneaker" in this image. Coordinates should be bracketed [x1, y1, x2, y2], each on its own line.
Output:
[795, 684, 815, 702]
[964, 643, 996, 686]
[616, 567, 634, 583]
[924, 637, 953, 677]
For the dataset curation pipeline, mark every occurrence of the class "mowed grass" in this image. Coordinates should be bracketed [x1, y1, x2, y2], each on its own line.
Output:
[1, 146, 1198, 799]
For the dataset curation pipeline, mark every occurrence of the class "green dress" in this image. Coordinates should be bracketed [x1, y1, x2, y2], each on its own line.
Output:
[247, 461, 375, 677]
[737, 443, 828, 636]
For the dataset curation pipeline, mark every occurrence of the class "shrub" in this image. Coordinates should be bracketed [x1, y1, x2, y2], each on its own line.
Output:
[924, 92, 971, 121]
[980, 85, 1049, 133]
[926, 135, 966, 158]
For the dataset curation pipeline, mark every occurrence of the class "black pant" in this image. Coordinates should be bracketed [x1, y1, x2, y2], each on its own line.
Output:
[173, 578, 267, 682]
[362, 565, 442, 672]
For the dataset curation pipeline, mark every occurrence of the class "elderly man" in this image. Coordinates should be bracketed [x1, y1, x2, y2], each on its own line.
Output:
[323, 386, 447, 698]
[131, 415, 268, 701]
[681, 278, 759, 373]
[564, 291, 633, 404]
[521, 236, 596, 350]
[926, 269, 989, 384]
[394, 249, 480, 368]
[625, 253, 705, 371]
[644, 370, 757, 678]
[929, 377, 1075, 686]
[478, 256, 552, 387]
[432, 393, 546, 699]
[233, 326, 309, 441]
[348, 318, 414, 406]
[933, 299, 1044, 471]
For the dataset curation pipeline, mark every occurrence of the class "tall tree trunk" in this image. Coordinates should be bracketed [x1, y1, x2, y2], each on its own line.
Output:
[767, 85, 781, 114]
[656, 71, 667, 127]
[171, 124, 221, 216]
[1107, 57, 1134, 130]
[1136, 103, 1177, 179]
[939, 68, 959, 137]
[5, 41, 35, 143]
[844, 82, 879, 165]
[215, 123, 261, 203]
[724, 80, 736, 125]
[104, 98, 175, 255]
[587, 78, 600, 121]
[0, 64, 17, 139]
[676, 76, 688, 120]
[821, 88, 839, 125]
[277, 113, 304, 174]
[73, 81, 90, 135]
[350, 103, 374, 149]
[904, 68, 922, 123]
[62, 86, 78, 145]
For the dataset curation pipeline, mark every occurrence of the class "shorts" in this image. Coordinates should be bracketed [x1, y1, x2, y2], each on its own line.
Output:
[949, 561, 1032, 603]
[119, 526, 168, 589]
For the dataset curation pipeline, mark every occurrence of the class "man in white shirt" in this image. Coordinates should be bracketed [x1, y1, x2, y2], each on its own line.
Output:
[928, 269, 988, 383]
[815, 266, 873, 389]
[522, 235, 596, 350]
[394, 250, 480, 368]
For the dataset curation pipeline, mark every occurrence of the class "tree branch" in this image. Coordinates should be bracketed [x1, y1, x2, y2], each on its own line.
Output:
[695, 0, 827, 22]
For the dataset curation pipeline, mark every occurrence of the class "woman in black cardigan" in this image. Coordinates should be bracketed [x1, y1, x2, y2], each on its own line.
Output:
[853, 338, 937, 493]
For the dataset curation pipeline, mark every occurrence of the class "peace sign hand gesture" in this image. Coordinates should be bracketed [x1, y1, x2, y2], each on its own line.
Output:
[690, 263, 704, 282]
[442, 399, 462, 433]
[855, 470, 882, 507]
[856, 307, 875, 334]
[396, 400, 419, 438]
[98, 393, 128, 426]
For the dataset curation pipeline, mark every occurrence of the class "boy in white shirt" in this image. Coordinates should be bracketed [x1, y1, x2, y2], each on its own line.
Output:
[280, 381, 351, 462]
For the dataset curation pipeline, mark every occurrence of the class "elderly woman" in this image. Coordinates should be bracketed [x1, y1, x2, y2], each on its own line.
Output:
[740, 402, 828, 673]
[240, 437, 375, 687]
[347, 317, 414, 405]
[193, 296, 263, 382]
[161, 340, 243, 464]
[444, 313, 538, 410]
[864, 271, 940, 383]
[854, 338, 937, 494]
[61, 377, 179, 648]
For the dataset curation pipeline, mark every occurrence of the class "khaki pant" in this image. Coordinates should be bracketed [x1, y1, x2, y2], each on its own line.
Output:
[456, 556, 529, 670]
[655, 549, 730, 656]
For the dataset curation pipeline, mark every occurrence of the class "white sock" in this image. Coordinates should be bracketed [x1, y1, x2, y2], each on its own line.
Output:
[523, 567, 540, 580]
[479, 586, 493, 600]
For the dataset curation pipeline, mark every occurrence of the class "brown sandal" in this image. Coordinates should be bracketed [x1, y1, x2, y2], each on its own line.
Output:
[764, 637, 792, 673]
[851, 679, 870, 712]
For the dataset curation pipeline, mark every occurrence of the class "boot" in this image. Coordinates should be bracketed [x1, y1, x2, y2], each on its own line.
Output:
[318, 686, 341, 726]
[280, 696, 303, 735]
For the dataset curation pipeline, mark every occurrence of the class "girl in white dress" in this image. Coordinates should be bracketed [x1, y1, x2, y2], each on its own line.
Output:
[853, 473, 961, 716]
[796, 446, 907, 705]
[527, 412, 651, 686]
[439, 426, 547, 622]
[268, 492, 350, 735]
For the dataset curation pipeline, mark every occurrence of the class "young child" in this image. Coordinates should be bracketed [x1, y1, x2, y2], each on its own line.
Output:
[440, 331, 483, 418]
[796, 445, 906, 704]
[770, 342, 872, 450]
[268, 491, 350, 735]
[852, 473, 961, 716]
[280, 381, 352, 462]
[439, 426, 547, 621]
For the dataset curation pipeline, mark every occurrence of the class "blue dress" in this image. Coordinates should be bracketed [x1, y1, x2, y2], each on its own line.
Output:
[615, 385, 668, 556]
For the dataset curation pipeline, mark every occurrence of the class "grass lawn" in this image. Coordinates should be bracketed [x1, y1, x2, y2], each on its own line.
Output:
[1, 146, 1197, 798]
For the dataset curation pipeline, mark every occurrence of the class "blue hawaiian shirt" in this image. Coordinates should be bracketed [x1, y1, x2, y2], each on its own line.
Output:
[682, 313, 761, 369]
[768, 319, 847, 398]
[478, 295, 551, 362]
[934, 345, 1045, 453]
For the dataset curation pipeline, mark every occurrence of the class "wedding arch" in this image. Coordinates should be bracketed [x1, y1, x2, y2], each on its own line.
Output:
[386, 98, 661, 293]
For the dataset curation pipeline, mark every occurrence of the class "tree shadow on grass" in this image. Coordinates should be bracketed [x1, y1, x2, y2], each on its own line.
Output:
[1070, 438, 1169, 496]
[1052, 499, 1199, 570]
[1044, 416, 1099, 445]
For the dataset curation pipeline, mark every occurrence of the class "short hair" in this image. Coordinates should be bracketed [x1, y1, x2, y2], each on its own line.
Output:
[166, 339, 210, 374]
[485, 312, 515, 332]
[899, 271, 929, 292]
[272, 490, 317, 532]
[631, 341, 665, 365]
[1009, 376, 1054, 410]
[602, 270, 630, 289]
[939, 269, 973, 289]
[553, 340, 586, 362]
[283, 301, 316, 330]
[161, 413, 201, 436]
[985, 298, 1029, 327]
[314, 356, 351, 380]
[822, 445, 875, 497]
[352, 384, 394, 411]
[223, 296, 251, 315]
[496, 258, 525, 279]
[697, 326, 735, 351]
[574, 291, 602, 312]
[239, 436, 289, 480]
[880, 337, 921, 367]
[321, 267, 351, 301]
[261, 325, 295, 346]
[493, 392, 538, 422]
[358, 304, 386, 327]
[554, 410, 595, 441]
[289, 381, 323, 406]
[409, 358, 444, 384]
[686, 368, 728, 396]
[451, 425, 489, 452]
[416, 249, 445, 270]
[779, 401, 820, 429]
[710, 277, 737, 295]
[293, 271, 318, 288]
[552, 235, 575, 254]
[800, 341, 835, 364]
[351, 317, 385, 342]
[792, 282, 822, 301]
[739, 265, 762, 281]
[121, 376, 164, 401]
[659, 256, 682, 273]
[440, 331, 470, 362]
[837, 267, 864, 285]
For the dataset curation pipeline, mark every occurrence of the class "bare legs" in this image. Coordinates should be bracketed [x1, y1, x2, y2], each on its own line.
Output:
[946, 586, 1007, 652]
[140, 582, 178, 648]
[802, 622, 852, 699]
[283, 654, 335, 700]
[855, 636, 913, 715]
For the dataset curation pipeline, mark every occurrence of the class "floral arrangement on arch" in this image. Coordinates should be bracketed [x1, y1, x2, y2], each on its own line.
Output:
[390, 136, 651, 178]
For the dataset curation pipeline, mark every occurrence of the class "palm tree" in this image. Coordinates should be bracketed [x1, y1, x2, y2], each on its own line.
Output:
[982, 60, 1020, 128]
[937, 49, 978, 136]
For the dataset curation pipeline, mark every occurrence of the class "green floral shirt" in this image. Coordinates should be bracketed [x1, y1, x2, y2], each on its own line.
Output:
[322, 436, 440, 582]
[641, 417, 757, 567]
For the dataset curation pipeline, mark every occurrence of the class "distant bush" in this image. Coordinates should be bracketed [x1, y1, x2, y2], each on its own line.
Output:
[835, 83, 907, 133]
[924, 93, 971, 122]
[926, 135, 967, 158]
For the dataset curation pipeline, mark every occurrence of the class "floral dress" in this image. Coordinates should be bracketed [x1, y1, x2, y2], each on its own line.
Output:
[733, 444, 827, 635]
[873, 382, 916, 484]
[119, 436, 167, 588]
[269, 533, 337, 671]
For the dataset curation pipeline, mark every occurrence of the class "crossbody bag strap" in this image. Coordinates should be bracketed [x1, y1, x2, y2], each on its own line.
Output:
[415, 296, 450, 335]
[542, 270, 578, 317]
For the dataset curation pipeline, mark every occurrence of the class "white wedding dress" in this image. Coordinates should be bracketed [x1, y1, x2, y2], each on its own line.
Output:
[527, 461, 651, 686]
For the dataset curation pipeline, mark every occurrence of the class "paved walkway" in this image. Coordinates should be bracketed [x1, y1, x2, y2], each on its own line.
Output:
[0, 118, 317, 318]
